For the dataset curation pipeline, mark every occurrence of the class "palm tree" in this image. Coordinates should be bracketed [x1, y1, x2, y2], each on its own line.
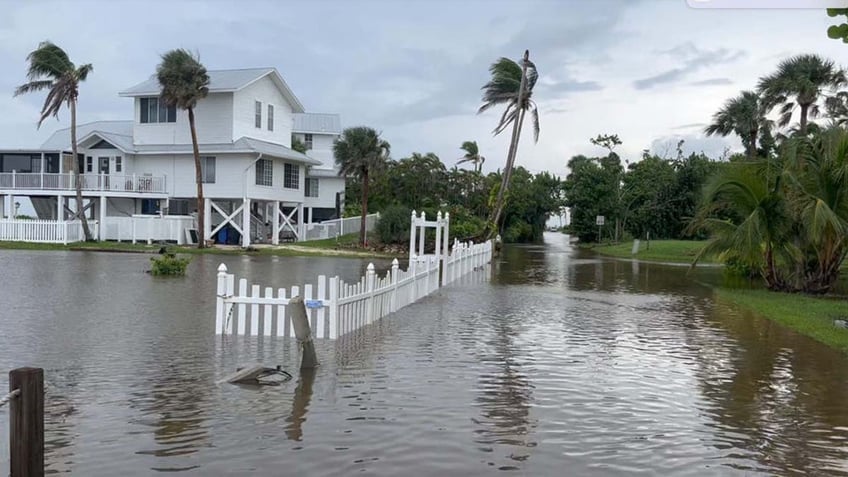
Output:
[704, 91, 772, 160]
[758, 54, 846, 134]
[333, 127, 390, 247]
[156, 49, 209, 248]
[457, 140, 485, 173]
[478, 50, 539, 239]
[15, 41, 94, 240]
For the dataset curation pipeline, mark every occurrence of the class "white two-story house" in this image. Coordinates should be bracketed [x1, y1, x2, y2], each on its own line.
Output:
[0, 67, 345, 246]
[294, 113, 346, 224]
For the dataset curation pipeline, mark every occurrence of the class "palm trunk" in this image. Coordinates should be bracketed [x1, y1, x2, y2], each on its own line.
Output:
[800, 103, 809, 134]
[360, 170, 369, 247]
[747, 126, 758, 160]
[487, 50, 531, 240]
[71, 98, 93, 241]
[188, 107, 205, 249]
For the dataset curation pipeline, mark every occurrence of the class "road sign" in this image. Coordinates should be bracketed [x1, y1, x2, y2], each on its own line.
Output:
[596, 215, 605, 226]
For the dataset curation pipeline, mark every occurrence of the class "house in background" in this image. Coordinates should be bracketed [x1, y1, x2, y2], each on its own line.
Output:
[295, 113, 346, 224]
[0, 67, 347, 246]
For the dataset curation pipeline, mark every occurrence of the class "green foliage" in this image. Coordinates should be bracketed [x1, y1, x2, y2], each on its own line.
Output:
[827, 9, 848, 43]
[150, 253, 191, 276]
[478, 55, 540, 141]
[156, 49, 209, 110]
[291, 135, 307, 154]
[457, 140, 485, 173]
[590, 134, 622, 154]
[376, 205, 411, 244]
[704, 91, 772, 160]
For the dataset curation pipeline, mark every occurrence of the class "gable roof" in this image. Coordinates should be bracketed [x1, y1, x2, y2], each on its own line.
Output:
[40, 120, 134, 151]
[131, 137, 321, 165]
[118, 68, 305, 112]
[293, 113, 341, 135]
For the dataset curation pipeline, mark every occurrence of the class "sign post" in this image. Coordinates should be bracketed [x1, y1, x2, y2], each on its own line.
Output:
[596, 215, 605, 243]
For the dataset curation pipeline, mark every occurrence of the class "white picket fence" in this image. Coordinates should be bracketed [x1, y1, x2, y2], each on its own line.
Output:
[0, 219, 96, 244]
[215, 210, 495, 340]
[301, 213, 380, 241]
[101, 215, 194, 244]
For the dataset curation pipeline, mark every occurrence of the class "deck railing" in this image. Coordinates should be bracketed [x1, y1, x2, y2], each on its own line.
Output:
[0, 172, 166, 194]
[302, 213, 380, 241]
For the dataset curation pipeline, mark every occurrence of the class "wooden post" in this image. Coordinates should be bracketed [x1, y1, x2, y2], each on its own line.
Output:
[10, 367, 44, 477]
[289, 296, 318, 369]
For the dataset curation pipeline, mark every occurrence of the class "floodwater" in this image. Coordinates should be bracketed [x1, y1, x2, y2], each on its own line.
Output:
[0, 234, 847, 475]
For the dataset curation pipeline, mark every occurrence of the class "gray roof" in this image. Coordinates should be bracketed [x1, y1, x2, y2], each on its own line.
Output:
[133, 136, 321, 165]
[293, 113, 341, 134]
[119, 68, 305, 112]
[40, 120, 134, 150]
[307, 167, 342, 178]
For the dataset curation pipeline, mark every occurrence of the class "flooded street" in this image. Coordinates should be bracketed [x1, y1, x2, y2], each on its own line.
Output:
[1, 234, 847, 475]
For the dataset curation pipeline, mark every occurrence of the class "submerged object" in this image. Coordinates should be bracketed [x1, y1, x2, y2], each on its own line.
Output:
[218, 365, 293, 386]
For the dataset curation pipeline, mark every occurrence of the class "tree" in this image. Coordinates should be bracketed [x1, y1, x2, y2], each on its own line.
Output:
[826, 8, 848, 43]
[704, 91, 772, 160]
[15, 41, 94, 240]
[589, 134, 622, 156]
[156, 49, 210, 248]
[478, 50, 540, 238]
[758, 54, 846, 134]
[333, 127, 390, 246]
[291, 135, 307, 154]
[457, 140, 485, 173]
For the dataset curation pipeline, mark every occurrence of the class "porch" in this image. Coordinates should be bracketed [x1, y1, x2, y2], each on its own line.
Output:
[0, 172, 167, 194]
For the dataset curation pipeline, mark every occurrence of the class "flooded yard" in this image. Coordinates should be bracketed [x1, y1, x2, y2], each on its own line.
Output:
[0, 234, 847, 475]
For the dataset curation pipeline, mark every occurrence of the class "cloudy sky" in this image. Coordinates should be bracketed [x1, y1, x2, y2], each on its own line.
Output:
[1, 0, 846, 178]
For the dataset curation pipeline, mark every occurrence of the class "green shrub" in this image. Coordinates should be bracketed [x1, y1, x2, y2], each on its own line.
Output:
[150, 253, 191, 276]
[503, 220, 534, 243]
[376, 205, 412, 244]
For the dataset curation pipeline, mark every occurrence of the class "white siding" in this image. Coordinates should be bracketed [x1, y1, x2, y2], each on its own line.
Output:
[132, 93, 234, 146]
[304, 175, 344, 209]
[232, 76, 294, 145]
[294, 132, 337, 168]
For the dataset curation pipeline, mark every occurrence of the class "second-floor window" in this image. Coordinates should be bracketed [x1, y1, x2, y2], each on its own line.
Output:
[86, 156, 93, 173]
[201, 156, 216, 183]
[115, 156, 122, 173]
[140, 97, 176, 123]
[256, 158, 273, 186]
[267, 104, 274, 131]
[304, 133, 313, 150]
[305, 178, 319, 197]
[255, 101, 262, 128]
[284, 163, 299, 189]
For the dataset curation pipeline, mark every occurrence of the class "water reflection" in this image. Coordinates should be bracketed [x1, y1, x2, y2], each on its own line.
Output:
[284, 368, 316, 441]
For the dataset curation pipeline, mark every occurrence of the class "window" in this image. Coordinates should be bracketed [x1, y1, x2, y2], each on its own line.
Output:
[139, 97, 176, 124]
[267, 104, 274, 131]
[304, 133, 313, 150]
[255, 101, 262, 128]
[201, 156, 216, 183]
[255, 158, 273, 186]
[86, 156, 93, 173]
[284, 163, 299, 189]
[115, 156, 122, 173]
[305, 178, 319, 197]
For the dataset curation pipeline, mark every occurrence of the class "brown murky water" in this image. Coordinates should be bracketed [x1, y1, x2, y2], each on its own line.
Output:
[0, 234, 847, 475]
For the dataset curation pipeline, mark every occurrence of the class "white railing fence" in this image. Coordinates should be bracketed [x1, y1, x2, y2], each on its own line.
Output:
[0, 172, 166, 194]
[101, 215, 194, 244]
[215, 210, 495, 340]
[0, 219, 97, 244]
[301, 213, 380, 241]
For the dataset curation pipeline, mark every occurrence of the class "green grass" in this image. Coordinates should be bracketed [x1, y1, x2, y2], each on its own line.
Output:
[592, 239, 716, 264]
[717, 288, 848, 354]
[293, 233, 363, 250]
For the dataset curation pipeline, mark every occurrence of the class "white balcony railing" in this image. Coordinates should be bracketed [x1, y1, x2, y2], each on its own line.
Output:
[0, 172, 166, 194]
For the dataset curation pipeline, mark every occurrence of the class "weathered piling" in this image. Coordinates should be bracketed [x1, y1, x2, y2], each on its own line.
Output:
[289, 296, 319, 369]
[10, 367, 44, 477]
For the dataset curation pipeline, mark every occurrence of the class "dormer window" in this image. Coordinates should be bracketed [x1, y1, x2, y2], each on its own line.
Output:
[255, 101, 262, 128]
[139, 97, 176, 124]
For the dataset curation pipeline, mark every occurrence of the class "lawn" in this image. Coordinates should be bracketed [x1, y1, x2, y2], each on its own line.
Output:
[717, 288, 848, 354]
[591, 239, 716, 264]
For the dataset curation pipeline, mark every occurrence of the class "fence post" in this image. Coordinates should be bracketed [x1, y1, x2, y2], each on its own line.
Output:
[215, 264, 228, 334]
[390, 259, 399, 312]
[418, 211, 426, 258]
[328, 276, 339, 339]
[424, 253, 431, 296]
[289, 296, 318, 369]
[408, 210, 417, 269]
[434, 211, 442, 288]
[441, 212, 450, 286]
[410, 254, 418, 301]
[10, 367, 44, 477]
[365, 263, 376, 324]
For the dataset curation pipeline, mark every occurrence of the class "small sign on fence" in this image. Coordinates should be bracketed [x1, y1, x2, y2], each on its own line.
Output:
[305, 300, 324, 309]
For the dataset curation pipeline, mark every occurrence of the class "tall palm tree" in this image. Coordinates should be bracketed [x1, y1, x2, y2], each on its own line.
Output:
[704, 91, 772, 160]
[758, 54, 846, 134]
[15, 41, 94, 240]
[333, 127, 390, 247]
[156, 49, 209, 248]
[478, 50, 539, 239]
[457, 140, 485, 173]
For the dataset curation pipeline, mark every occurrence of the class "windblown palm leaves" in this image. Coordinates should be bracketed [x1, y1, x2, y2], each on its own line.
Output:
[704, 91, 772, 160]
[457, 140, 485, 173]
[478, 57, 540, 142]
[15, 41, 94, 240]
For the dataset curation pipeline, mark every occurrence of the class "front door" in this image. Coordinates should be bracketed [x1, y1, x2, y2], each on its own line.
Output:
[99, 157, 110, 189]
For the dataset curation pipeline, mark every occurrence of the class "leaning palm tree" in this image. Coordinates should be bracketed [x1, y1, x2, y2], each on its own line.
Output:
[157, 49, 209, 248]
[478, 50, 539, 239]
[758, 54, 846, 134]
[704, 91, 772, 160]
[333, 127, 390, 247]
[15, 41, 94, 240]
[457, 140, 485, 173]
